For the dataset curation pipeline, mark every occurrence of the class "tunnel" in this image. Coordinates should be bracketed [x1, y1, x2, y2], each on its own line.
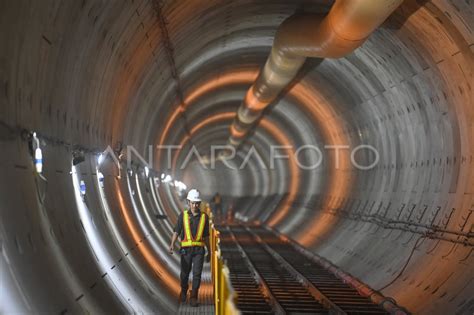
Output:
[0, 0, 473, 314]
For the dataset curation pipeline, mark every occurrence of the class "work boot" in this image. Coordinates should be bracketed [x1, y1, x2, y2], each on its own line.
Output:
[179, 290, 187, 303]
[190, 290, 199, 307]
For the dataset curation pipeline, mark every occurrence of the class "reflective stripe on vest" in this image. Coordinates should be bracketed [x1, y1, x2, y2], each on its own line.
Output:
[181, 211, 206, 247]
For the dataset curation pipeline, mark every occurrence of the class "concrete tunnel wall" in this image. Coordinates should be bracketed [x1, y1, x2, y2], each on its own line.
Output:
[0, 0, 472, 314]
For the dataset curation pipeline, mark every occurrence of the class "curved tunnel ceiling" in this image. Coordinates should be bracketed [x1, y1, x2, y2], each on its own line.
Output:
[0, 0, 473, 314]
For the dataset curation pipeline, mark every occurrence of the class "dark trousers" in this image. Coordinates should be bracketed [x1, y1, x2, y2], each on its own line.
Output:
[180, 247, 205, 296]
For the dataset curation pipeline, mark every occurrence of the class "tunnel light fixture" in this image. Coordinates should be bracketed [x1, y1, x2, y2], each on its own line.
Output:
[98, 171, 105, 188]
[98, 153, 105, 165]
[174, 180, 187, 191]
[160, 173, 165, 180]
[144, 166, 150, 178]
[31, 132, 43, 174]
[162, 174, 172, 183]
[153, 177, 160, 188]
[34, 147, 43, 174]
[80, 180, 86, 196]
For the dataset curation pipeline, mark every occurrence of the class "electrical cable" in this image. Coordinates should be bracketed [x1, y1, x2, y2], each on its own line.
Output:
[378, 235, 426, 291]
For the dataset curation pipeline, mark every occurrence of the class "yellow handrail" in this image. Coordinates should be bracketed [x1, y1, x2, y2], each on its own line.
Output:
[210, 219, 240, 315]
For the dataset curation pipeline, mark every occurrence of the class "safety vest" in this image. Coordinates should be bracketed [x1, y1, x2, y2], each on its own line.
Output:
[180, 210, 206, 247]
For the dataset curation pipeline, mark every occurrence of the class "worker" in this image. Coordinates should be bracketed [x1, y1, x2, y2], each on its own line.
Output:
[169, 189, 210, 307]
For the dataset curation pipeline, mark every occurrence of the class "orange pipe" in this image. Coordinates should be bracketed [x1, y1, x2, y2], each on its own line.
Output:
[229, 0, 403, 146]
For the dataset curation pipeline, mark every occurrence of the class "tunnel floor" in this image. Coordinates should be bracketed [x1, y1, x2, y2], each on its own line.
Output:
[177, 263, 214, 314]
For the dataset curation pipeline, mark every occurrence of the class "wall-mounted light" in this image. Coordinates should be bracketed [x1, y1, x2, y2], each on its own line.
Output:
[35, 147, 43, 174]
[98, 153, 105, 165]
[174, 180, 187, 191]
[98, 172, 105, 188]
[31, 132, 43, 174]
[144, 166, 150, 178]
[80, 180, 86, 196]
[162, 174, 172, 183]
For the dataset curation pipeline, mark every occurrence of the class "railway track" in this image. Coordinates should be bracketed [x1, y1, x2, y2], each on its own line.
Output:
[219, 228, 275, 314]
[218, 225, 391, 315]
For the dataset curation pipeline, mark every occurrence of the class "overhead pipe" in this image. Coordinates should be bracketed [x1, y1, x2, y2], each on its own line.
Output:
[226, 0, 404, 149]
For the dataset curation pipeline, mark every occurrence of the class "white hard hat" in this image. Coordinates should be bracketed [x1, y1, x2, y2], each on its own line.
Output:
[186, 189, 201, 202]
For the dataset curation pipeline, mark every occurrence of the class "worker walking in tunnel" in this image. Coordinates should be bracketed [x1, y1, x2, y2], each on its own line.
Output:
[169, 189, 210, 307]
